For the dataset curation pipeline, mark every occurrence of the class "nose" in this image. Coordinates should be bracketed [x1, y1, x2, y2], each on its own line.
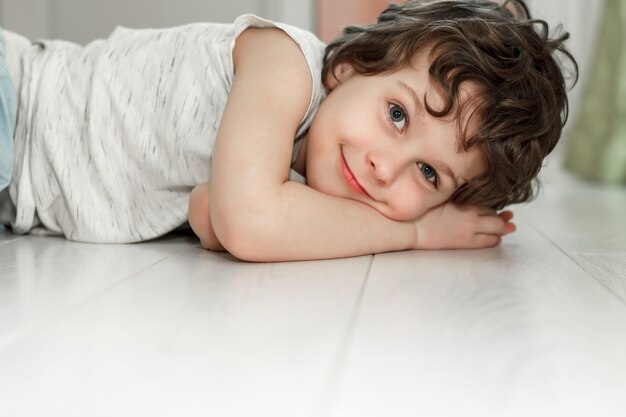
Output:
[366, 149, 400, 186]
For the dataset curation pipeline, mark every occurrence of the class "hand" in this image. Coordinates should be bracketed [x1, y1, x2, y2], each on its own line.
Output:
[413, 202, 516, 250]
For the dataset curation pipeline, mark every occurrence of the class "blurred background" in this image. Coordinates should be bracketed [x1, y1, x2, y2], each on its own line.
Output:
[0, 0, 621, 182]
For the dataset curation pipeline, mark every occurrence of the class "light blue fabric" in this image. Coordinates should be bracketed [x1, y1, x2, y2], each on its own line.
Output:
[0, 29, 17, 192]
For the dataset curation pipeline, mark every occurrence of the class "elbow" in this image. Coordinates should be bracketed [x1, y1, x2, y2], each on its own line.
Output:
[210, 201, 277, 262]
[188, 183, 226, 252]
[218, 232, 266, 263]
[188, 185, 211, 242]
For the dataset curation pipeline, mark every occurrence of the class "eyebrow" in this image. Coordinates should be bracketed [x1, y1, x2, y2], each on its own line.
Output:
[397, 80, 461, 188]
[433, 160, 460, 189]
[397, 80, 423, 120]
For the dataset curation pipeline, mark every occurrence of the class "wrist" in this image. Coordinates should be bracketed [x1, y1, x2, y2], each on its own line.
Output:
[382, 214, 419, 251]
[367, 206, 419, 252]
[410, 212, 438, 250]
[410, 219, 421, 250]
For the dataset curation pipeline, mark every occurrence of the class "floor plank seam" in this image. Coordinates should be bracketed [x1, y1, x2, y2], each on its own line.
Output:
[0, 234, 26, 246]
[314, 254, 374, 417]
[0, 243, 192, 352]
[527, 222, 626, 306]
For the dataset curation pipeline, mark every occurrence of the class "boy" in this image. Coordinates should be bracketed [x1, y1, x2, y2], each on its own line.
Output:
[0, 0, 577, 261]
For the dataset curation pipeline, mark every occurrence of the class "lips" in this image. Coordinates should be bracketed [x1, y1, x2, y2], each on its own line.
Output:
[340, 149, 370, 197]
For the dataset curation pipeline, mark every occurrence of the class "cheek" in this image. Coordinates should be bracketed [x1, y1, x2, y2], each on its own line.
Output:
[384, 192, 428, 221]
[304, 141, 340, 196]
[383, 182, 453, 220]
[306, 169, 333, 196]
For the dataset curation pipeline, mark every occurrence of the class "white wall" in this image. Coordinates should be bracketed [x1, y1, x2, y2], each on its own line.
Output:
[525, 0, 605, 136]
[1, 0, 51, 40]
[0, 0, 313, 44]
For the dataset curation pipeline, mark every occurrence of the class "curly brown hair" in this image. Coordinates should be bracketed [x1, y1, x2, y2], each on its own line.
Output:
[322, 0, 578, 209]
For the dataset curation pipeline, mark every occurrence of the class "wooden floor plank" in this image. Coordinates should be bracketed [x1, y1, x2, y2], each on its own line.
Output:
[519, 154, 626, 301]
[0, 233, 194, 350]
[0, 246, 372, 417]
[0, 228, 24, 245]
[328, 223, 626, 417]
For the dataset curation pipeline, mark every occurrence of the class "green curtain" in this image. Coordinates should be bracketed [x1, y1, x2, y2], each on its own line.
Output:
[565, 0, 626, 183]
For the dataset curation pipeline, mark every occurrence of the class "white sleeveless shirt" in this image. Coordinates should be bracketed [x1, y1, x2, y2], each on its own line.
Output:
[8, 15, 326, 242]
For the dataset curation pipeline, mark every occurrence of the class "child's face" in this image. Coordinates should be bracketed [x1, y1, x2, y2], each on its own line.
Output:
[303, 51, 486, 221]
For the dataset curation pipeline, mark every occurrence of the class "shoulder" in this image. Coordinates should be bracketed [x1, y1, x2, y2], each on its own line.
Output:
[232, 27, 312, 115]
[233, 26, 311, 75]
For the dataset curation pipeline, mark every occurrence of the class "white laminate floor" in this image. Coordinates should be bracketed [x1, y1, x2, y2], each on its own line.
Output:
[1, 152, 625, 417]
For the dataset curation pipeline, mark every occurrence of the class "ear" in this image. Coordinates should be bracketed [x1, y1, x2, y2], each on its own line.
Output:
[325, 61, 355, 90]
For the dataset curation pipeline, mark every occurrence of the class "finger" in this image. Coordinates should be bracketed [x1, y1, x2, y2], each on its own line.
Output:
[478, 216, 517, 235]
[469, 233, 501, 248]
[498, 211, 514, 222]
[476, 216, 508, 235]
[503, 222, 516, 234]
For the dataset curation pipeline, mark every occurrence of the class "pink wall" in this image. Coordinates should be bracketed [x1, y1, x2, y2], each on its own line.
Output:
[317, 0, 396, 43]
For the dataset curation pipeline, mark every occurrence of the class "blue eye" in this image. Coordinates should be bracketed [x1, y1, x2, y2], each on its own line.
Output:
[418, 162, 437, 185]
[388, 103, 407, 131]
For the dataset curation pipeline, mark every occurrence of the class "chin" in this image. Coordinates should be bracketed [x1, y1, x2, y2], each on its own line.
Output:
[306, 175, 335, 196]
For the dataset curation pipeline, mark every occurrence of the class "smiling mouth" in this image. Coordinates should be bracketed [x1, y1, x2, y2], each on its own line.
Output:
[340, 149, 370, 197]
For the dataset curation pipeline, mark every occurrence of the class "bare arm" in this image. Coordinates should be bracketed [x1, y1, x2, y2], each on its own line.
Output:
[189, 180, 415, 258]
[189, 179, 513, 258]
